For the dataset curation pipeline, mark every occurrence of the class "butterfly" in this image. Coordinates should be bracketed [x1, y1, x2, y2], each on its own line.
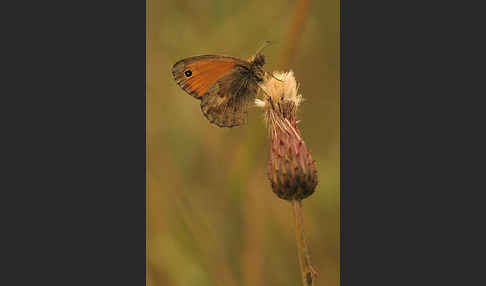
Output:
[171, 42, 272, 128]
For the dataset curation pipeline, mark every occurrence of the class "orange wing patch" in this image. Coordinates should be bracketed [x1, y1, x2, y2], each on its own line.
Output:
[173, 57, 237, 99]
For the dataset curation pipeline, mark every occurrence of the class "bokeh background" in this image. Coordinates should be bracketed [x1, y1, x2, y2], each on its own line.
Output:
[147, 0, 339, 285]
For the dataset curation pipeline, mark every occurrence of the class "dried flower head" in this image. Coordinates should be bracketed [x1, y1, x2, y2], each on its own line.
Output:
[258, 71, 318, 201]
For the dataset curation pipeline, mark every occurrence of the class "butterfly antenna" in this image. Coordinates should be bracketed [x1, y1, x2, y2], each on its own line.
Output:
[256, 40, 273, 54]
[269, 72, 285, 82]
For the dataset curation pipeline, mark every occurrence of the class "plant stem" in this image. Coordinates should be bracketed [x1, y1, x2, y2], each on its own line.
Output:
[291, 199, 317, 286]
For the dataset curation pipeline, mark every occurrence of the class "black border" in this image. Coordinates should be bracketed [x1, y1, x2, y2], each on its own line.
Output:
[341, 1, 475, 285]
[4, 1, 146, 284]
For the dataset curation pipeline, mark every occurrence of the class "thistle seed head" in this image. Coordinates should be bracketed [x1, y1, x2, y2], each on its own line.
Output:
[259, 71, 317, 201]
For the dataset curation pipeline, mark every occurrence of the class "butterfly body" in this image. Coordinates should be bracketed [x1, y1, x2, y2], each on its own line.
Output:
[171, 52, 266, 127]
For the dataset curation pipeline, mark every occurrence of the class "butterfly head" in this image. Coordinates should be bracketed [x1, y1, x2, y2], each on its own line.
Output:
[253, 53, 265, 68]
[250, 53, 266, 82]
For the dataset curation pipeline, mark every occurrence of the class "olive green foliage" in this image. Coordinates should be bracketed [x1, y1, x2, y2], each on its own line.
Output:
[147, 0, 339, 285]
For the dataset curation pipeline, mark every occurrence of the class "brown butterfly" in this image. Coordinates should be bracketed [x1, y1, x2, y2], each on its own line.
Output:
[171, 42, 272, 128]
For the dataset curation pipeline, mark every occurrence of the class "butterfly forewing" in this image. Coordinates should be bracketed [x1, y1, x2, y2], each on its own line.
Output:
[172, 55, 249, 99]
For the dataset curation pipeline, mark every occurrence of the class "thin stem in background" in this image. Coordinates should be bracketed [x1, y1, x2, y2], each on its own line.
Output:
[280, 0, 312, 69]
[242, 175, 265, 286]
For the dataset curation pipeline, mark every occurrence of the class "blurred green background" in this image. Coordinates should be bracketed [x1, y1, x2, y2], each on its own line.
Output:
[147, 0, 339, 285]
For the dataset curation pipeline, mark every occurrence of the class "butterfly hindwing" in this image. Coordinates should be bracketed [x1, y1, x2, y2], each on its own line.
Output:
[200, 68, 259, 127]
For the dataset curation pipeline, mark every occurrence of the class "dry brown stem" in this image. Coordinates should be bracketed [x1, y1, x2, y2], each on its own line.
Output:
[292, 199, 318, 286]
